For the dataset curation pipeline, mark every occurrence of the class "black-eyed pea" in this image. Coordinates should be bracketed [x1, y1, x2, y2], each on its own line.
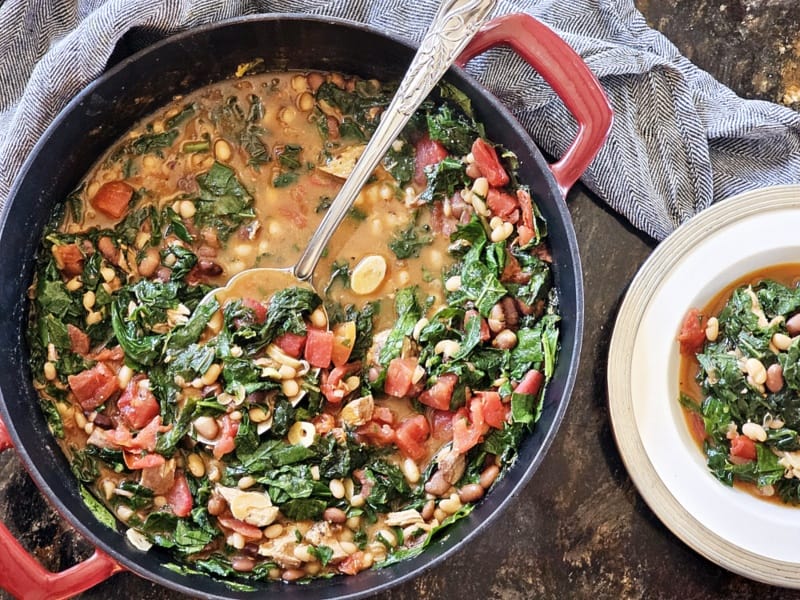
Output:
[766, 363, 784, 393]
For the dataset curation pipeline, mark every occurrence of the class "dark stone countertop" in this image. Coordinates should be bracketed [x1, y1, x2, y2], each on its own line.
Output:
[2, 2, 799, 598]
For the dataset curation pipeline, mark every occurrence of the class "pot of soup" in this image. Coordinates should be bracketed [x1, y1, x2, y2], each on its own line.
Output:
[0, 13, 611, 599]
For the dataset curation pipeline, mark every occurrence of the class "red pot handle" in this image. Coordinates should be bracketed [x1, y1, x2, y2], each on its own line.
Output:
[0, 417, 123, 599]
[458, 13, 613, 198]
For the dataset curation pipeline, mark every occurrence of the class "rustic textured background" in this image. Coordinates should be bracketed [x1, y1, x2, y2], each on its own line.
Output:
[1, 1, 799, 598]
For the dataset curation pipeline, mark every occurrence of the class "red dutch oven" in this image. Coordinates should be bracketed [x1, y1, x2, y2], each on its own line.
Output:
[0, 13, 611, 599]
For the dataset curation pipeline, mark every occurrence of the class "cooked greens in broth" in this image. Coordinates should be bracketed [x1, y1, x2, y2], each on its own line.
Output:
[679, 265, 800, 505]
[28, 69, 559, 585]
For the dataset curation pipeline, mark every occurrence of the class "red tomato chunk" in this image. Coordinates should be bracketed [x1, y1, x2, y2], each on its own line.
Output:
[678, 308, 707, 356]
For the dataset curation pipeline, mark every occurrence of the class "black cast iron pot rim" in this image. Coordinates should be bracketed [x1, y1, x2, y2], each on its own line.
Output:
[0, 12, 582, 599]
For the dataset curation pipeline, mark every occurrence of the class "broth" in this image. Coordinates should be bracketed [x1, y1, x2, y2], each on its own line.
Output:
[28, 69, 560, 584]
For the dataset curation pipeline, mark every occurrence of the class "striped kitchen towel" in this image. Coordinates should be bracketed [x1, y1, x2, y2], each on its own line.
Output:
[1, 0, 799, 241]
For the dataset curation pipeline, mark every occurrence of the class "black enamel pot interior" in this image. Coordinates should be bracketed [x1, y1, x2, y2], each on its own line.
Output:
[0, 14, 584, 599]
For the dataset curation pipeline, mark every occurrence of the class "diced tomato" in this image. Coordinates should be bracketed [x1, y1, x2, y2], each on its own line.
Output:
[476, 391, 508, 430]
[486, 188, 519, 221]
[278, 206, 308, 229]
[514, 369, 544, 397]
[321, 361, 362, 404]
[52, 243, 85, 277]
[464, 309, 490, 342]
[313, 412, 336, 435]
[678, 308, 707, 356]
[91, 180, 134, 219]
[431, 409, 455, 441]
[67, 324, 90, 355]
[517, 225, 535, 247]
[126, 416, 163, 451]
[117, 376, 160, 430]
[688, 411, 707, 443]
[165, 471, 194, 517]
[384, 357, 420, 398]
[123, 451, 165, 470]
[217, 515, 263, 540]
[452, 396, 490, 454]
[305, 327, 334, 369]
[274, 332, 307, 358]
[139, 460, 176, 494]
[414, 134, 449, 185]
[339, 551, 368, 575]
[89, 346, 125, 363]
[418, 373, 458, 411]
[471, 138, 510, 187]
[394, 414, 430, 460]
[213, 415, 239, 459]
[517, 188, 535, 230]
[68, 362, 120, 411]
[356, 421, 396, 446]
[241, 297, 267, 323]
[331, 321, 356, 367]
[730, 434, 757, 461]
[372, 406, 395, 425]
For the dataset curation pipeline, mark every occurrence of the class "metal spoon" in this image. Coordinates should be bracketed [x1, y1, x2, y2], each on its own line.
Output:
[202, 0, 495, 308]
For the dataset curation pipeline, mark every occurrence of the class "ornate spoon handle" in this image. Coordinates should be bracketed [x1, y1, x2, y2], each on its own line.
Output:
[293, 0, 496, 281]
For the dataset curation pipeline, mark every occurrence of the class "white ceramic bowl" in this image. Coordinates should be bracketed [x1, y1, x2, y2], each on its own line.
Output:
[608, 185, 800, 587]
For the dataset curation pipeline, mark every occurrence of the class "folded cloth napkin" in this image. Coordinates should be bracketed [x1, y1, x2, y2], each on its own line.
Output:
[1, 0, 799, 241]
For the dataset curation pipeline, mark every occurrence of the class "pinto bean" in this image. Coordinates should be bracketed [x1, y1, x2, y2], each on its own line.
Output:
[421, 499, 436, 521]
[766, 363, 784, 393]
[232, 556, 256, 572]
[458, 483, 485, 503]
[479, 464, 500, 489]
[97, 236, 119, 265]
[197, 259, 223, 277]
[501, 296, 519, 329]
[137, 247, 160, 278]
[787, 314, 800, 336]
[424, 470, 451, 496]
[207, 493, 227, 516]
[323, 507, 348, 524]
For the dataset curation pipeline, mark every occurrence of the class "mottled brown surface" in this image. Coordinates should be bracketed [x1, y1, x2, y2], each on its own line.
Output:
[2, 2, 800, 599]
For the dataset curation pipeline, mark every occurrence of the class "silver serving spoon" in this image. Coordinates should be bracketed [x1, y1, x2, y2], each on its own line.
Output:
[203, 0, 496, 308]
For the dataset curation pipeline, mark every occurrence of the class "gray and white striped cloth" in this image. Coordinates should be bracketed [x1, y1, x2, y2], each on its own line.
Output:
[2, 0, 799, 241]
